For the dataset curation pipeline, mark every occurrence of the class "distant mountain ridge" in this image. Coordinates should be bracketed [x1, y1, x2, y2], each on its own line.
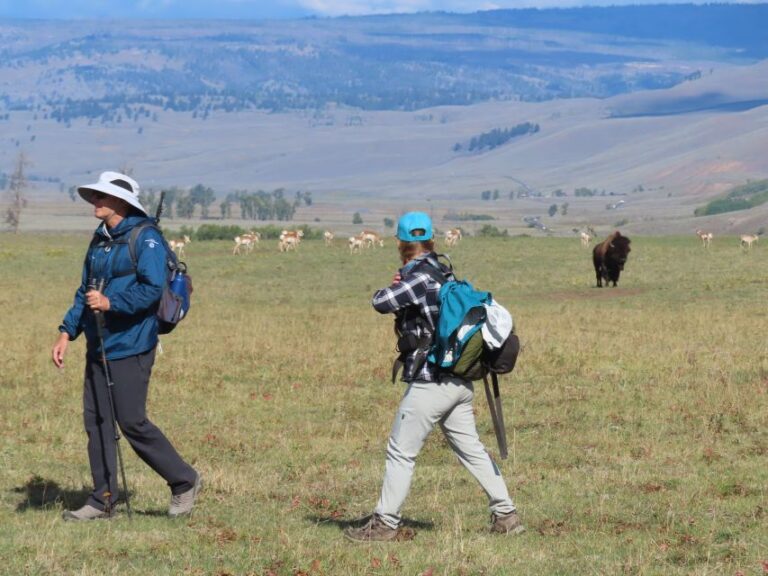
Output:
[0, 3, 764, 122]
[463, 4, 768, 58]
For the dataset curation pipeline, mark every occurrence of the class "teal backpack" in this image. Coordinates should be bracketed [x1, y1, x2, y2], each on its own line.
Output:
[393, 255, 519, 382]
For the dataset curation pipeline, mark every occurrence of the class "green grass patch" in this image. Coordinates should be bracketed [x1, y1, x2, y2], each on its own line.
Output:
[694, 178, 768, 216]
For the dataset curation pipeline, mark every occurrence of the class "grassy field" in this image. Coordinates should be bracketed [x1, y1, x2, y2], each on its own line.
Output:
[0, 232, 766, 575]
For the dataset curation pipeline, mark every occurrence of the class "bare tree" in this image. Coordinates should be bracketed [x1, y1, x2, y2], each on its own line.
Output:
[5, 153, 29, 233]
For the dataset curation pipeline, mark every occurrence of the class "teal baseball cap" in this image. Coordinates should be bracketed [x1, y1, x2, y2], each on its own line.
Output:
[397, 211, 433, 242]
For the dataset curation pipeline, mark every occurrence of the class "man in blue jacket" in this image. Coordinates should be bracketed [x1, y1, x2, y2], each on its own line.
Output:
[51, 171, 201, 521]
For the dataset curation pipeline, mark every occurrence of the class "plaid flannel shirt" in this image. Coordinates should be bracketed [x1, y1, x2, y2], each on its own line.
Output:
[372, 253, 453, 382]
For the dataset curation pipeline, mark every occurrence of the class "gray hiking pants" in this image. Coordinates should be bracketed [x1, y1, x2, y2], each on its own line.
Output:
[374, 376, 516, 529]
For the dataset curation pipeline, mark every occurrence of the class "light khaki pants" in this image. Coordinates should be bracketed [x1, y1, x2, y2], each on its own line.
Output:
[374, 376, 516, 529]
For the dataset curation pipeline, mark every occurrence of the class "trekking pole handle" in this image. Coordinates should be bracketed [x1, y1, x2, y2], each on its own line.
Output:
[88, 278, 107, 331]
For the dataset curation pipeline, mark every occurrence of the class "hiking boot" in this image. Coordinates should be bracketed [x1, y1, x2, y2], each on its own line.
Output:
[62, 504, 111, 522]
[344, 514, 398, 542]
[168, 472, 202, 517]
[490, 511, 525, 535]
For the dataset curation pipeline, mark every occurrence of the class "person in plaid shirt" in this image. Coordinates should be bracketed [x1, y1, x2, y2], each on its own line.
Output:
[371, 248, 447, 383]
[345, 212, 523, 542]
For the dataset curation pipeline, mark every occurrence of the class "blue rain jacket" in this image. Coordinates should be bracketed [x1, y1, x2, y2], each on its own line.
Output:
[59, 215, 167, 360]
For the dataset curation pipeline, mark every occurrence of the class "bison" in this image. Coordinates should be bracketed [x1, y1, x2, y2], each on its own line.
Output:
[593, 231, 631, 287]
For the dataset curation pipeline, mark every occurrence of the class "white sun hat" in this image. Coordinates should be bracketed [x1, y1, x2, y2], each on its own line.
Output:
[78, 171, 147, 215]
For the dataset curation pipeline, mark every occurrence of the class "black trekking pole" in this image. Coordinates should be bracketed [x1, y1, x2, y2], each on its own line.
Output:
[155, 190, 165, 223]
[483, 372, 508, 460]
[92, 278, 132, 519]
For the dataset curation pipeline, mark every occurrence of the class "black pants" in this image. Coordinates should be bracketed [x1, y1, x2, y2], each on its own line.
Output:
[83, 347, 196, 510]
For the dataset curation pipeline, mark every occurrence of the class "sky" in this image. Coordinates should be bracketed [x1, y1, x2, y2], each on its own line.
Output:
[0, 0, 748, 20]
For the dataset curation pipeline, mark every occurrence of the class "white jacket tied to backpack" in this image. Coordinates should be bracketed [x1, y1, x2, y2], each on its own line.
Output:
[481, 299, 513, 350]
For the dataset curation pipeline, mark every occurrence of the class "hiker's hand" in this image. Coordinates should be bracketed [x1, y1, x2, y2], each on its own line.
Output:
[86, 290, 110, 312]
[52, 332, 69, 369]
[392, 273, 402, 284]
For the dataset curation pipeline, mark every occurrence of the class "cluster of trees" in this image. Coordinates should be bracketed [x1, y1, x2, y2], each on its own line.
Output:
[548, 203, 569, 217]
[480, 189, 502, 201]
[694, 179, 768, 216]
[476, 224, 509, 237]
[63, 184, 312, 220]
[454, 122, 540, 153]
[58, 184, 313, 222]
[444, 212, 494, 222]
[480, 188, 539, 200]
[220, 189, 310, 222]
[136, 185, 216, 219]
[48, 99, 159, 126]
[21, 83, 519, 123]
[10, 93, 249, 127]
[571, 187, 629, 197]
[480, 186, 624, 201]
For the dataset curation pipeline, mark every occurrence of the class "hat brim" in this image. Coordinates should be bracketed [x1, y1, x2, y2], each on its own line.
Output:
[78, 182, 147, 215]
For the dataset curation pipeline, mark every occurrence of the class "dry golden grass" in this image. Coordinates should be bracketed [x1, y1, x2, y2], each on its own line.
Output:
[0, 232, 766, 575]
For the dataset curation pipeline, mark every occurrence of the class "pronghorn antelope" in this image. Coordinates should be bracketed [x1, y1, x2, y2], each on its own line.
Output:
[277, 229, 304, 252]
[232, 235, 251, 255]
[740, 234, 759, 249]
[348, 235, 364, 254]
[323, 230, 334, 246]
[169, 235, 191, 258]
[280, 229, 304, 243]
[444, 228, 462, 247]
[233, 231, 260, 255]
[279, 234, 299, 252]
[695, 229, 713, 248]
[580, 231, 593, 248]
[245, 230, 261, 248]
[360, 230, 384, 248]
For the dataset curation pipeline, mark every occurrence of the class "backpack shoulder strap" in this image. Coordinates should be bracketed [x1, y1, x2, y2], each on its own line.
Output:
[433, 252, 454, 273]
[409, 254, 454, 285]
[411, 261, 445, 285]
[127, 221, 162, 270]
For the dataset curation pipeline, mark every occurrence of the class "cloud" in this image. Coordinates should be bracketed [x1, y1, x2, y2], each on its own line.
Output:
[293, 0, 531, 16]
[294, 0, 526, 17]
[296, 0, 430, 16]
[136, 0, 175, 11]
[292, 0, 724, 16]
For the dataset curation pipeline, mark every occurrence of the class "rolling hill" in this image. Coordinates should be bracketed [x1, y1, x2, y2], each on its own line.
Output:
[0, 5, 766, 234]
